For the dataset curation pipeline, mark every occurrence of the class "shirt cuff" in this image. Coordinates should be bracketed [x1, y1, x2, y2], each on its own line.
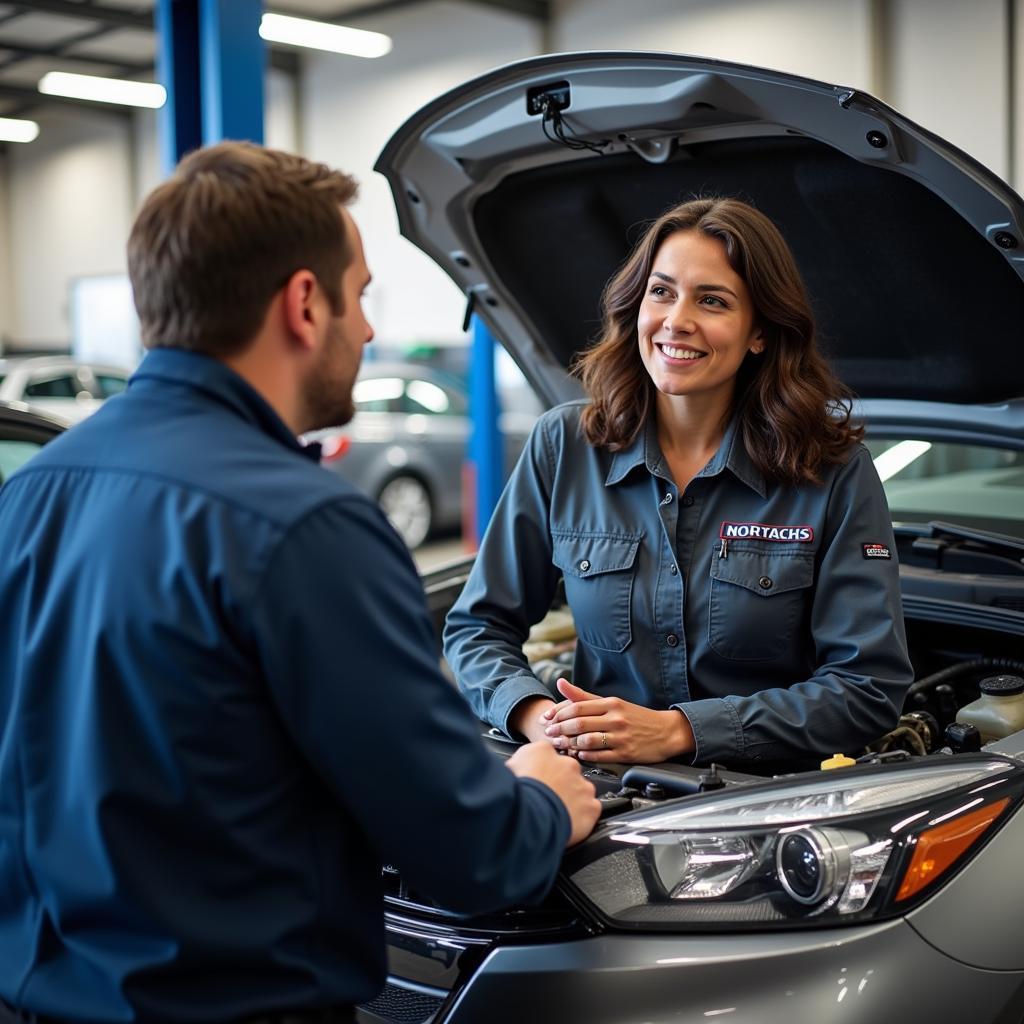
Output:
[493, 673, 558, 739]
[672, 697, 743, 764]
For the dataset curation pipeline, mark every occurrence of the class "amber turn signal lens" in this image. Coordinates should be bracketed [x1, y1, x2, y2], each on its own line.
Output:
[896, 797, 1010, 902]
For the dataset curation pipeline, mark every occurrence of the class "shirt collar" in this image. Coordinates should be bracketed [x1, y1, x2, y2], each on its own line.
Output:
[129, 348, 323, 463]
[605, 406, 767, 497]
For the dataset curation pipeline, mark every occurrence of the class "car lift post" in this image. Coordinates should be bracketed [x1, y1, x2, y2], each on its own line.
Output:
[465, 316, 505, 548]
[156, 0, 264, 174]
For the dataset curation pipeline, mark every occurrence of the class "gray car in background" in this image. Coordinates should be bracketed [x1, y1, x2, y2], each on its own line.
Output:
[314, 361, 538, 548]
[352, 51, 1024, 1024]
[0, 356, 130, 424]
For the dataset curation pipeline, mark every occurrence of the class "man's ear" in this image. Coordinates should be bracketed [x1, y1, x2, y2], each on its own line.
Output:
[282, 269, 320, 351]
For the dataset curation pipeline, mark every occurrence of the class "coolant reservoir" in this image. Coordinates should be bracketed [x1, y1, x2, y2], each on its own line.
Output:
[956, 675, 1024, 742]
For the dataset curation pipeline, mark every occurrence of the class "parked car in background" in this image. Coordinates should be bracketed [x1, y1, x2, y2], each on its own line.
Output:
[312, 361, 539, 549]
[355, 51, 1024, 1024]
[0, 356, 131, 424]
[0, 401, 66, 485]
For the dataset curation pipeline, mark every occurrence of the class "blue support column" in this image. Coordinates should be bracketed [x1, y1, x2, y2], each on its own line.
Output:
[199, 0, 265, 144]
[156, 0, 202, 175]
[156, 0, 264, 175]
[466, 316, 505, 546]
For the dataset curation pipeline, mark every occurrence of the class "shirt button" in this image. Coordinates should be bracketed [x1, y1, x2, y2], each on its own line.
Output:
[666, 633, 679, 647]
[681, 495, 695, 507]
[579, 559, 591, 572]
[670, 564, 678, 575]
[758, 576, 773, 590]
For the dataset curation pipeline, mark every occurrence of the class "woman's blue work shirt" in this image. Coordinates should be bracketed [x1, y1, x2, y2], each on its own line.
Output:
[444, 401, 915, 765]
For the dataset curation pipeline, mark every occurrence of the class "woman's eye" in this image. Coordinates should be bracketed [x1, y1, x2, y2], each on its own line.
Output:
[699, 294, 727, 308]
[648, 285, 670, 298]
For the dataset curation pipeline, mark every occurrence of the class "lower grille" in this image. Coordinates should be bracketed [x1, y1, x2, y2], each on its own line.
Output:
[358, 980, 445, 1024]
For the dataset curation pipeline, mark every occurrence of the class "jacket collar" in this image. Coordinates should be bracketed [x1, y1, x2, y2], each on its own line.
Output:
[605, 407, 767, 497]
[129, 348, 323, 462]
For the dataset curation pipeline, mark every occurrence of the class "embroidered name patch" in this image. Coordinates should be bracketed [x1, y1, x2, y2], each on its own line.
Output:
[862, 543, 892, 560]
[719, 521, 814, 543]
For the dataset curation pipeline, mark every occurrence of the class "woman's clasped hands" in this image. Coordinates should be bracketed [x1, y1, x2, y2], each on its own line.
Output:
[541, 678, 695, 764]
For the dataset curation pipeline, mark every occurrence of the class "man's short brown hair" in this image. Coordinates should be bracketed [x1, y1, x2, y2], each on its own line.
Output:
[128, 141, 358, 357]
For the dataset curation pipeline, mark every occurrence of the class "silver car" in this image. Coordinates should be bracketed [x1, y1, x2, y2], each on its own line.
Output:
[315, 361, 537, 549]
[355, 52, 1024, 1024]
[0, 356, 130, 424]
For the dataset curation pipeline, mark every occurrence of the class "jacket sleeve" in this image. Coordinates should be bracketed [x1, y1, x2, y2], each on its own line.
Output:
[444, 413, 565, 737]
[248, 492, 569, 915]
[677, 447, 915, 763]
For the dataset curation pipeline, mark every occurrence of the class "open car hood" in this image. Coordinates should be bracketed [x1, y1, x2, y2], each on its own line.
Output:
[376, 52, 1024, 408]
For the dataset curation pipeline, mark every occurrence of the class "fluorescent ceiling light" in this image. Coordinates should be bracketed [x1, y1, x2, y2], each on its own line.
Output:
[38, 72, 166, 109]
[259, 12, 392, 58]
[0, 117, 40, 143]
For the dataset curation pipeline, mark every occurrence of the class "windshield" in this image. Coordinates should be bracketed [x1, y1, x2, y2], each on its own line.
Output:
[865, 438, 1024, 540]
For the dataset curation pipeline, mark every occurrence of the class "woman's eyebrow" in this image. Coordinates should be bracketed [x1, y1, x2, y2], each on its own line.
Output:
[696, 283, 738, 298]
[649, 271, 738, 298]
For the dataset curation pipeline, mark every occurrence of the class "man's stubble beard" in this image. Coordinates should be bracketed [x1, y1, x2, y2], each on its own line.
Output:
[302, 319, 359, 433]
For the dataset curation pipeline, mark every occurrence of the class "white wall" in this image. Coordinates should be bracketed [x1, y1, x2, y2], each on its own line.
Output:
[7, 108, 134, 351]
[885, 0, 1010, 182]
[301, 0, 542, 347]
[0, 155, 12, 350]
[554, 0, 877, 90]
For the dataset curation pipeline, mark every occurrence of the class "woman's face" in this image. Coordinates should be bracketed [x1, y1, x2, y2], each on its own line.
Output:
[637, 229, 763, 407]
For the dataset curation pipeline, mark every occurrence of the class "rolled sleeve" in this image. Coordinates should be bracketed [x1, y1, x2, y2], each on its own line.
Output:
[444, 413, 564, 735]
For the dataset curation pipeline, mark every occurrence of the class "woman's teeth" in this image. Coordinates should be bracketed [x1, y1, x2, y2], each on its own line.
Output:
[661, 345, 706, 360]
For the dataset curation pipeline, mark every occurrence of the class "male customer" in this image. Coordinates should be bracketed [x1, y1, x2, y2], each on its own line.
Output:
[0, 142, 599, 1024]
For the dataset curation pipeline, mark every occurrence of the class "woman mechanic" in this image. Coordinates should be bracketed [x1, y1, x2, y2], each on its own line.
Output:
[443, 197, 914, 768]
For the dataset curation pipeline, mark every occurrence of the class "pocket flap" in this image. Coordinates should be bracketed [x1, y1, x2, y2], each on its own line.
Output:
[711, 548, 813, 596]
[552, 533, 641, 578]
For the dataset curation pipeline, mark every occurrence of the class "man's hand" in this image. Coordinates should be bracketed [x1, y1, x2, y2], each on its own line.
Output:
[508, 695, 557, 743]
[541, 678, 695, 764]
[506, 742, 601, 846]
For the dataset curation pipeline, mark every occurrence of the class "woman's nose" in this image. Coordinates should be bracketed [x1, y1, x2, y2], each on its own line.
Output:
[664, 302, 696, 334]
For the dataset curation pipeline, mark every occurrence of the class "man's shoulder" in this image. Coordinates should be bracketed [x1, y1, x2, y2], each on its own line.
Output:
[20, 393, 376, 532]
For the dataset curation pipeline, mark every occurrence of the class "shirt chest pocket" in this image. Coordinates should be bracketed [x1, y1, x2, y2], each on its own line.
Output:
[552, 532, 641, 653]
[708, 547, 814, 661]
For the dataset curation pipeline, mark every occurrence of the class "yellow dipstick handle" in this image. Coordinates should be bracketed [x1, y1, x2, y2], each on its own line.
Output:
[820, 753, 857, 770]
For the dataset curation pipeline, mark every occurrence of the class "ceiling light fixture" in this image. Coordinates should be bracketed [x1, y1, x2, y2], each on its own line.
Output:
[259, 12, 392, 58]
[0, 117, 40, 143]
[38, 72, 166, 109]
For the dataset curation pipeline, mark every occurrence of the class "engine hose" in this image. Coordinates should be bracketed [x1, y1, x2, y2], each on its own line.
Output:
[906, 656, 1024, 702]
[868, 722, 930, 757]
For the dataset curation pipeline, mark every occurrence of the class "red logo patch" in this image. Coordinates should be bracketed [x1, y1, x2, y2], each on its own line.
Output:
[862, 543, 892, 560]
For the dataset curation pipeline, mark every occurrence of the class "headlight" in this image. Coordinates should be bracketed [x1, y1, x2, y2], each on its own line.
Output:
[563, 757, 1023, 931]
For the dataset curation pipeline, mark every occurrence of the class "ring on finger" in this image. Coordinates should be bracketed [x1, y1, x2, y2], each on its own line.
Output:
[601, 731, 610, 750]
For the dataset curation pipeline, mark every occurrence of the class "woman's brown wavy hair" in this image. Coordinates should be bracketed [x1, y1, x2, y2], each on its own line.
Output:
[574, 197, 862, 485]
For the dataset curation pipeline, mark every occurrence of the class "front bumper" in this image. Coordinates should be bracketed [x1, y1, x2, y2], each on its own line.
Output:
[361, 916, 1024, 1024]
